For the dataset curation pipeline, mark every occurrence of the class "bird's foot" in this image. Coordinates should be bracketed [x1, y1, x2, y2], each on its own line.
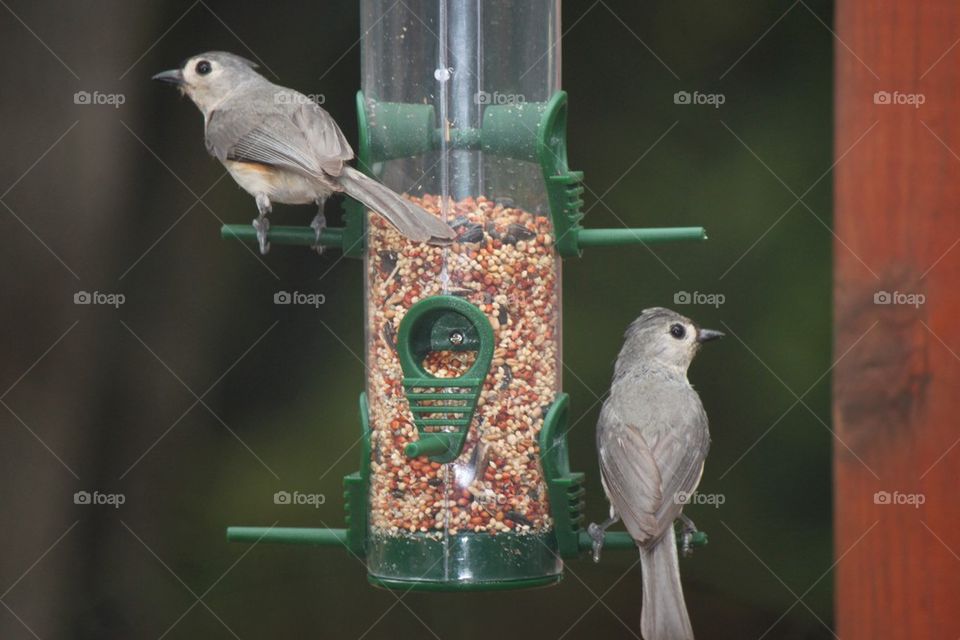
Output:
[587, 522, 606, 564]
[310, 212, 327, 255]
[679, 519, 698, 558]
[252, 215, 270, 255]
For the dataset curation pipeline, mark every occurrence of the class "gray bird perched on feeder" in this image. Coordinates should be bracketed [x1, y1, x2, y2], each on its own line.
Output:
[152, 51, 456, 254]
[589, 307, 722, 640]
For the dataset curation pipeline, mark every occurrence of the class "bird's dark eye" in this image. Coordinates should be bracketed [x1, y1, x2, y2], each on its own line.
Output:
[669, 324, 686, 339]
[195, 60, 212, 75]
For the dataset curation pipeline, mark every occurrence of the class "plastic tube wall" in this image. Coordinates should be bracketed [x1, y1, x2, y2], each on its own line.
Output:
[360, 0, 565, 588]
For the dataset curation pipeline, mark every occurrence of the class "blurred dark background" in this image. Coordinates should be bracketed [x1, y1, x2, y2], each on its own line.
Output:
[0, 1, 833, 638]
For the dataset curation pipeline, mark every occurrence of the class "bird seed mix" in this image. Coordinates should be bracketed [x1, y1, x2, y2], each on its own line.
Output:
[366, 194, 560, 537]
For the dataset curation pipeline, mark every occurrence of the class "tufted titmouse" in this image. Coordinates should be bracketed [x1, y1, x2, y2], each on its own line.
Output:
[153, 51, 455, 253]
[589, 307, 722, 640]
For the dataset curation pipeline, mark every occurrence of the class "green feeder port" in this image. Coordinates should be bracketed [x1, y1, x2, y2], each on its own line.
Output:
[224, 0, 709, 591]
[396, 296, 494, 463]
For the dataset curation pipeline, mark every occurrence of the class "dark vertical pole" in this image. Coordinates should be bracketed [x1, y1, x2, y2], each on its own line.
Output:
[834, 1, 960, 638]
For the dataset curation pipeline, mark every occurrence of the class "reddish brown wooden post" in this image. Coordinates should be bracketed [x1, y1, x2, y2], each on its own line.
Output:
[834, 1, 960, 638]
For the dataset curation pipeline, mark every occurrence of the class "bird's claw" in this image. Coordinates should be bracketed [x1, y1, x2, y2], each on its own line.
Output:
[252, 216, 270, 255]
[310, 212, 327, 255]
[588, 522, 606, 563]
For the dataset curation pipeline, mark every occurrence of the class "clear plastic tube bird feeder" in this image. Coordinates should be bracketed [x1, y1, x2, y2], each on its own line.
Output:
[225, 0, 707, 591]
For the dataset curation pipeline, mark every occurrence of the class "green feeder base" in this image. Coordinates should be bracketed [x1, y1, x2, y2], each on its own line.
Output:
[365, 531, 562, 592]
[368, 575, 560, 592]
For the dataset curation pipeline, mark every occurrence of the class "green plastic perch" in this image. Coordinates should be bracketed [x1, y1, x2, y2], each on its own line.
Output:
[578, 530, 709, 551]
[404, 437, 454, 459]
[219, 223, 707, 252]
[221, 224, 345, 249]
[227, 526, 349, 546]
[577, 226, 707, 246]
[226, 526, 706, 551]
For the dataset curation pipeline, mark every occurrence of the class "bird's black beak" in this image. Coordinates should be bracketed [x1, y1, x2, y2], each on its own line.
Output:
[697, 328, 724, 343]
[152, 69, 184, 85]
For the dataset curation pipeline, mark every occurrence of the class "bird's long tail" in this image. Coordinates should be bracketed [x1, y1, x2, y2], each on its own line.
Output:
[339, 166, 455, 244]
[639, 536, 694, 640]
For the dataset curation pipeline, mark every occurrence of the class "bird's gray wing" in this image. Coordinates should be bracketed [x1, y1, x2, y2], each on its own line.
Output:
[291, 99, 353, 176]
[205, 89, 353, 178]
[648, 392, 711, 531]
[597, 405, 662, 544]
